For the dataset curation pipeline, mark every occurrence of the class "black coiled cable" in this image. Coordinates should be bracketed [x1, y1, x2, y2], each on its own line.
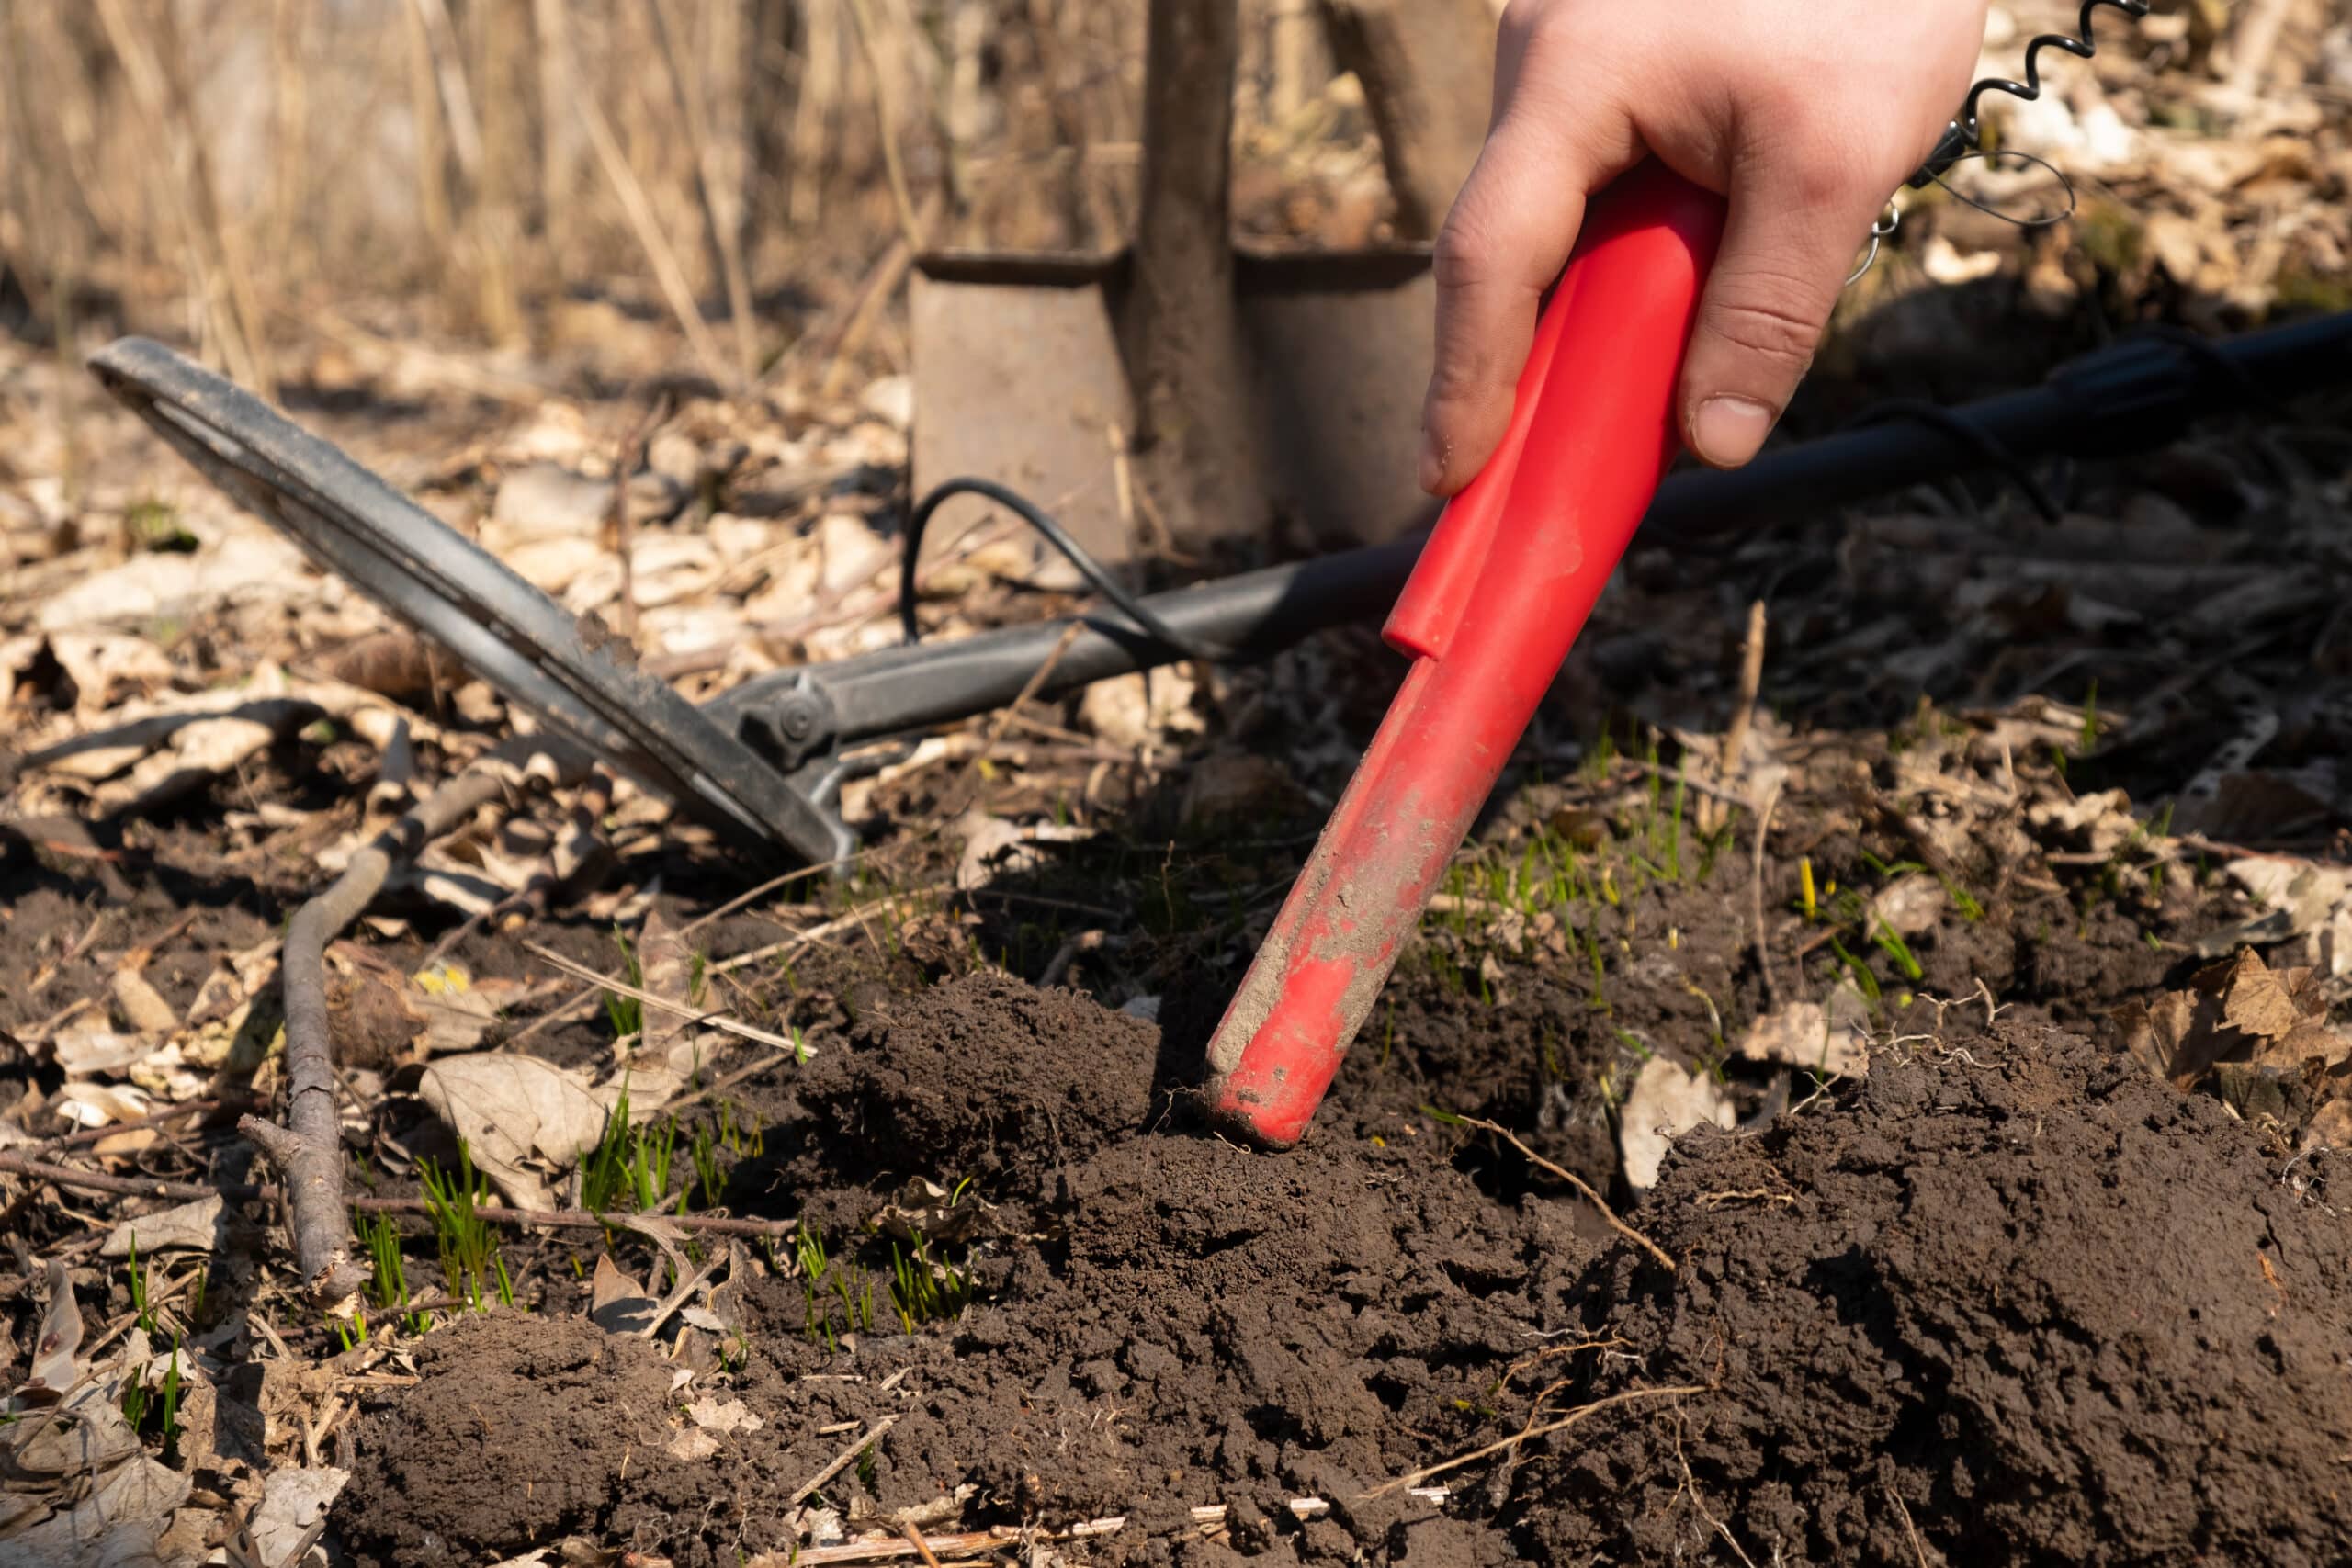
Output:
[899, 476, 1222, 662]
[1910, 0, 2153, 186]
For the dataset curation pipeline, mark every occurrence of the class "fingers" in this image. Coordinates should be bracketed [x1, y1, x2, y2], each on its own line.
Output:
[1679, 152, 1885, 468]
[1420, 118, 1614, 495]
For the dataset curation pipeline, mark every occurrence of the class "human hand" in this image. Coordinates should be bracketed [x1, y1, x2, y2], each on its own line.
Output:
[1419, 0, 1988, 491]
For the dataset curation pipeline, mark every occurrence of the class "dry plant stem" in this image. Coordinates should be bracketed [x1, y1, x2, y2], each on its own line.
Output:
[1705, 599, 1768, 835]
[843, 0, 928, 254]
[1674, 1412, 1758, 1568]
[982, 622, 1086, 755]
[898, 1521, 946, 1568]
[88, 0, 270, 396]
[533, 0, 733, 389]
[1749, 777, 1783, 1011]
[2225, 0, 2297, 99]
[521, 941, 806, 1052]
[40, 1095, 264, 1152]
[247, 766, 507, 1304]
[606, 397, 671, 642]
[1887, 1481, 1931, 1568]
[1363, 1383, 1710, 1498]
[503, 840, 921, 1050]
[792, 1415, 902, 1506]
[1455, 1116, 1678, 1271]
[646, 0, 758, 386]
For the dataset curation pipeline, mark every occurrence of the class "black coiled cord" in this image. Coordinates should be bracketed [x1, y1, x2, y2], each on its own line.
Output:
[1910, 0, 2152, 187]
[899, 476, 1222, 662]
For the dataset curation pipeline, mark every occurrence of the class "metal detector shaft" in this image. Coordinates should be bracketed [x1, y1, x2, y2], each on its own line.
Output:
[719, 309, 2352, 750]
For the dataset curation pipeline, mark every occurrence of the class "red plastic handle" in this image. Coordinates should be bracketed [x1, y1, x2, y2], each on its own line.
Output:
[1203, 164, 1726, 1149]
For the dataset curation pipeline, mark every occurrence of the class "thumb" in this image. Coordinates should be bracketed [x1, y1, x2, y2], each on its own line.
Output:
[1679, 164, 1883, 469]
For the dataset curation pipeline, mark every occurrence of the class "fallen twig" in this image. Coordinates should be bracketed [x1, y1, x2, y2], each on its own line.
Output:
[1363, 1383, 1709, 1498]
[246, 765, 510, 1304]
[791, 1415, 901, 1506]
[982, 622, 1085, 757]
[1452, 1115, 1678, 1272]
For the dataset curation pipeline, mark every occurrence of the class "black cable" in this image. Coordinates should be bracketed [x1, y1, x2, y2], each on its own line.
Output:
[899, 476, 1223, 662]
[1846, 400, 2065, 522]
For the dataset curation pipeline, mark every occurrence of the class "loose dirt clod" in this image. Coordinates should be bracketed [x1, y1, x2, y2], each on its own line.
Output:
[805, 970, 1164, 1175]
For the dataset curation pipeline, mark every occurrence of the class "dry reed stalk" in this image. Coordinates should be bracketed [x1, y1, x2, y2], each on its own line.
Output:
[844, 0, 930, 252]
[268, 0, 310, 282]
[648, 0, 760, 384]
[91, 0, 273, 398]
[788, 0, 846, 229]
[410, 0, 487, 180]
[534, 0, 735, 389]
[467, 0, 531, 344]
[401, 0, 455, 248]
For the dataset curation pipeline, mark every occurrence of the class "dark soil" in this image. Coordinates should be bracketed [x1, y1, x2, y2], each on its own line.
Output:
[341, 975, 2352, 1567]
[1542, 1021, 2352, 1566]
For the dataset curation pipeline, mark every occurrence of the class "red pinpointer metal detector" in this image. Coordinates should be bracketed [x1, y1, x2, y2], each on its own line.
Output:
[1203, 164, 1727, 1148]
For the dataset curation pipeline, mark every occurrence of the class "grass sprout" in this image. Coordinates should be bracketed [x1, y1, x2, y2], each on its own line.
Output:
[359, 1212, 429, 1336]
[604, 926, 645, 1039]
[582, 1077, 690, 1216]
[889, 1238, 975, 1335]
[419, 1140, 514, 1311]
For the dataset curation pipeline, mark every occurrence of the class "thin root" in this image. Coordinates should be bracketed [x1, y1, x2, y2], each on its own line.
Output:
[1454, 1115, 1678, 1272]
[1363, 1383, 1708, 1499]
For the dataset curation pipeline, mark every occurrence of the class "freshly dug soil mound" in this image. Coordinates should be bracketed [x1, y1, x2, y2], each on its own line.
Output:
[1542, 1023, 2352, 1566]
[807, 970, 1163, 1175]
[896, 1131, 1571, 1530]
[343, 1314, 766, 1563]
[345, 981, 2352, 1567]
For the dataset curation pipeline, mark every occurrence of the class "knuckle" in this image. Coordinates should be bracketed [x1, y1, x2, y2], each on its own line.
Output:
[1431, 209, 1502, 290]
[1702, 288, 1823, 373]
[1499, 0, 1588, 58]
[1424, 352, 1497, 411]
[1496, 0, 1549, 48]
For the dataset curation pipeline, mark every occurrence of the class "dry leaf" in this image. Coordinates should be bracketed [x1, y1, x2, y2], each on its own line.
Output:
[28, 1261, 84, 1393]
[668, 1427, 723, 1462]
[686, 1396, 763, 1434]
[1617, 1057, 1736, 1191]
[870, 1177, 1004, 1246]
[108, 970, 178, 1035]
[2301, 1098, 2352, 1153]
[0, 1450, 191, 1567]
[237, 1465, 348, 1568]
[416, 1054, 616, 1209]
[1080, 667, 1202, 750]
[35, 530, 307, 633]
[956, 813, 1041, 892]
[589, 1255, 659, 1337]
[2114, 949, 2350, 1090]
[49, 1022, 153, 1079]
[1735, 994, 1871, 1079]
[101, 1195, 225, 1258]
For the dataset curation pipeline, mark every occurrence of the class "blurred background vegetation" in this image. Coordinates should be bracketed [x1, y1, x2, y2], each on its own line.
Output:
[0, 0, 1447, 400]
